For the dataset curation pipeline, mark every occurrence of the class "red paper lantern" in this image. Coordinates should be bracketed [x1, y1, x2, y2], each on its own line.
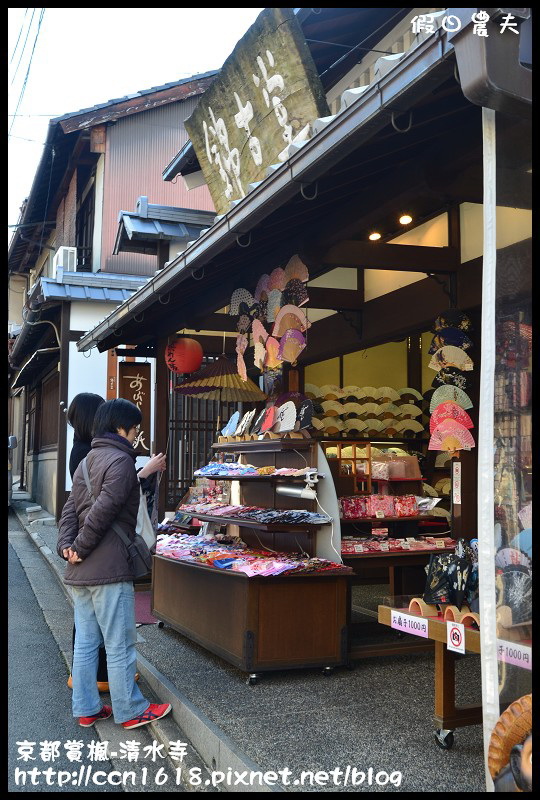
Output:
[165, 338, 203, 374]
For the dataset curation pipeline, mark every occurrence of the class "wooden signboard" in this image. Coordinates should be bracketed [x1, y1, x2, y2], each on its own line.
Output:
[118, 362, 151, 456]
[185, 7, 329, 215]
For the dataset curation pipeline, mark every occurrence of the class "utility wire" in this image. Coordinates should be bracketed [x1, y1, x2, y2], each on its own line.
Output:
[9, 8, 29, 63]
[10, 8, 35, 85]
[9, 8, 46, 136]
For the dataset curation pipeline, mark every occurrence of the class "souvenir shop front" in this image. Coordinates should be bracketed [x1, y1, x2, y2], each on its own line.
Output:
[77, 8, 531, 789]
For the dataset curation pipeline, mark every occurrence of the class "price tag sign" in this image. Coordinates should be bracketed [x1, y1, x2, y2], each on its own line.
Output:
[375, 510, 385, 519]
[390, 610, 429, 638]
[435, 539, 446, 548]
[354, 544, 365, 553]
[380, 542, 390, 551]
[447, 621, 465, 653]
[452, 461, 462, 505]
[400, 541, 411, 549]
[497, 639, 532, 670]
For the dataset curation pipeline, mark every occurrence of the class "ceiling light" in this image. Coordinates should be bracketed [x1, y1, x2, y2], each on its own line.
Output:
[368, 232, 381, 241]
[399, 214, 413, 225]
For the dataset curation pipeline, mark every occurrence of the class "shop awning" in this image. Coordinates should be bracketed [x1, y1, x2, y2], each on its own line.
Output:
[77, 26, 458, 354]
[11, 348, 60, 390]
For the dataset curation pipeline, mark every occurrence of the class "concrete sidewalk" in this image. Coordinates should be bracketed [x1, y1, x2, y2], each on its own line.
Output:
[10, 496, 486, 793]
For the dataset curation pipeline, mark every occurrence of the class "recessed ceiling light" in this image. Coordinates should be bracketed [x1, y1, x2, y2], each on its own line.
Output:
[399, 214, 413, 225]
[368, 232, 381, 241]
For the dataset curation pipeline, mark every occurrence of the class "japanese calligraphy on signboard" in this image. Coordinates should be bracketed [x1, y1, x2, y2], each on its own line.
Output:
[185, 7, 329, 215]
[119, 363, 151, 455]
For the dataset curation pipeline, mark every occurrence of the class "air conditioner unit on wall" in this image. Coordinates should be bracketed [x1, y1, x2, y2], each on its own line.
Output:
[53, 246, 77, 272]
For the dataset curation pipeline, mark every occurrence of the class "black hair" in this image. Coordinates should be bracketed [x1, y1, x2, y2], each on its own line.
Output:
[92, 398, 142, 437]
[67, 393, 105, 443]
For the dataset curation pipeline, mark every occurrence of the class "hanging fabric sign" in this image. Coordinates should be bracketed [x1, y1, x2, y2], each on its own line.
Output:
[118, 362, 152, 455]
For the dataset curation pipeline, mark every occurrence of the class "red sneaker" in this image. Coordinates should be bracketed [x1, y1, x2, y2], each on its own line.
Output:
[121, 703, 172, 730]
[79, 705, 112, 727]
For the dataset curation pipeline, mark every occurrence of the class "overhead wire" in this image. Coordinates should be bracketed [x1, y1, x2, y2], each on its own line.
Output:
[9, 8, 30, 64]
[9, 8, 46, 136]
[10, 7, 35, 83]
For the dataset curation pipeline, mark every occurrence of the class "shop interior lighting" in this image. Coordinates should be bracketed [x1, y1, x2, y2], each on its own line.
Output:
[368, 232, 382, 241]
[399, 214, 413, 225]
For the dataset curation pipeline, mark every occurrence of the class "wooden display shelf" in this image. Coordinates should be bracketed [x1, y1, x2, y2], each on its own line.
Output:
[212, 439, 314, 453]
[193, 474, 318, 482]
[185, 512, 323, 533]
[371, 477, 424, 482]
[340, 515, 443, 522]
[342, 544, 455, 559]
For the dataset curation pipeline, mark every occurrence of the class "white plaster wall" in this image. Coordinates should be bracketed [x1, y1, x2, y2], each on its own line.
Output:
[460, 202, 532, 263]
[92, 155, 105, 272]
[70, 300, 119, 333]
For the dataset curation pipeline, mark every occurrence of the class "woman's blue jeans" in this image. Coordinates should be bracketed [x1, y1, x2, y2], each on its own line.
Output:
[71, 581, 149, 723]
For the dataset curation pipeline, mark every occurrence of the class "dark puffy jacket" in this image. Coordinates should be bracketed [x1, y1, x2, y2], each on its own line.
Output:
[57, 436, 140, 586]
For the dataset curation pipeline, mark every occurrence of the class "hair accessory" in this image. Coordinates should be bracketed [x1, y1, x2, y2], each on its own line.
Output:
[266, 290, 283, 322]
[272, 305, 311, 337]
[282, 278, 309, 307]
[431, 367, 470, 390]
[430, 402, 474, 431]
[429, 346, 474, 372]
[430, 385, 473, 412]
[432, 309, 472, 332]
[229, 288, 255, 315]
[377, 386, 400, 401]
[277, 329, 306, 364]
[284, 254, 309, 283]
[268, 267, 287, 291]
[429, 329, 474, 354]
[254, 274, 270, 301]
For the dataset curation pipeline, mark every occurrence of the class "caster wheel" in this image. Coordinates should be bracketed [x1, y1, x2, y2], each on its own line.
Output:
[322, 667, 334, 676]
[247, 674, 259, 686]
[157, 621, 165, 629]
[434, 729, 455, 750]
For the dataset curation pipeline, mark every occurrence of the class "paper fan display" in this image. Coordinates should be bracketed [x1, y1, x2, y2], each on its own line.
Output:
[422, 482, 439, 497]
[234, 409, 255, 436]
[254, 274, 270, 301]
[341, 402, 363, 417]
[430, 385, 473, 412]
[254, 341, 266, 371]
[429, 346, 474, 372]
[321, 400, 343, 416]
[342, 385, 363, 399]
[311, 416, 324, 430]
[364, 418, 384, 432]
[236, 351, 248, 381]
[435, 451, 453, 467]
[229, 288, 255, 315]
[429, 329, 474, 354]
[284, 254, 309, 283]
[361, 387, 379, 401]
[275, 391, 307, 409]
[277, 329, 306, 364]
[303, 383, 320, 399]
[282, 278, 309, 307]
[235, 334, 248, 355]
[435, 478, 451, 495]
[378, 402, 401, 418]
[261, 406, 277, 432]
[252, 318, 268, 344]
[272, 305, 311, 337]
[382, 418, 400, 431]
[495, 547, 531, 570]
[266, 290, 283, 322]
[319, 385, 344, 400]
[395, 419, 424, 433]
[397, 387, 423, 401]
[296, 399, 314, 430]
[343, 418, 367, 432]
[431, 367, 470, 390]
[430, 402, 474, 431]
[267, 267, 287, 291]
[321, 417, 344, 433]
[250, 407, 268, 436]
[358, 402, 378, 417]
[518, 502, 532, 530]
[500, 567, 532, 624]
[429, 421, 475, 451]
[237, 314, 252, 334]
[264, 336, 282, 369]
[432, 310, 472, 333]
[273, 401, 297, 433]
[221, 411, 240, 437]
[378, 386, 400, 401]
[398, 403, 423, 418]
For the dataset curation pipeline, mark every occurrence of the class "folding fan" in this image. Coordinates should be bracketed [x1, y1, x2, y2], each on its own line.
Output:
[235, 409, 255, 436]
[272, 305, 311, 337]
[236, 314, 251, 334]
[236, 351, 248, 382]
[277, 329, 306, 364]
[395, 419, 424, 433]
[254, 274, 270, 301]
[266, 290, 283, 322]
[382, 418, 400, 431]
[229, 288, 255, 315]
[261, 406, 277, 432]
[378, 386, 400, 401]
[267, 267, 287, 291]
[429, 329, 474, 354]
[430, 385, 473, 412]
[518, 502, 532, 530]
[359, 402, 379, 417]
[495, 547, 531, 570]
[429, 346, 474, 372]
[250, 407, 268, 436]
[398, 403, 423, 418]
[361, 387, 379, 400]
[343, 418, 367, 432]
[321, 417, 344, 432]
[235, 333, 248, 355]
[430, 402, 474, 431]
[429, 421, 475, 451]
[435, 478, 451, 495]
[422, 482, 439, 497]
[296, 399, 314, 431]
[311, 416, 324, 430]
[340, 446, 354, 458]
[264, 336, 282, 369]
[282, 278, 309, 307]
[397, 387, 423, 401]
[321, 400, 343, 416]
[303, 383, 320, 399]
[385, 447, 408, 456]
[434, 452, 452, 468]
[253, 341, 266, 371]
[431, 368, 470, 391]
[273, 401, 297, 433]
[342, 402, 364, 417]
[378, 403, 401, 418]
[342, 385, 363, 399]
[284, 254, 309, 283]
[319, 385, 344, 400]
[432, 310, 473, 333]
[500, 566, 532, 624]
[221, 411, 240, 437]
[364, 418, 384, 432]
[251, 318, 268, 345]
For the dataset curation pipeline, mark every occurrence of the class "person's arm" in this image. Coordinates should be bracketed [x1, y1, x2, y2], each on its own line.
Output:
[137, 453, 166, 480]
[57, 493, 79, 559]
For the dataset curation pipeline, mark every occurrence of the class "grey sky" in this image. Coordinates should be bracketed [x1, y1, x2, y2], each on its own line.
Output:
[8, 7, 263, 237]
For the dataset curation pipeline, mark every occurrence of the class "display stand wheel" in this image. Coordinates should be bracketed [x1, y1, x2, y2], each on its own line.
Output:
[247, 673, 261, 686]
[157, 621, 165, 629]
[321, 666, 334, 676]
[434, 729, 455, 750]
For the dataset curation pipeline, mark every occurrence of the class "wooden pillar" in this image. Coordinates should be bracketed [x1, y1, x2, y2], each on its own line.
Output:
[106, 348, 118, 399]
[56, 302, 70, 521]
[155, 337, 170, 516]
[407, 333, 422, 394]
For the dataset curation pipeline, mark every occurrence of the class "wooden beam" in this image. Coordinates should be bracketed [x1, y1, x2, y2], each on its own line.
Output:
[307, 287, 363, 310]
[319, 241, 459, 272]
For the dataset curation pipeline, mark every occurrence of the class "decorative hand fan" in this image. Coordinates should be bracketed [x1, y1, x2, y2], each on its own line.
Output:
[266, 290, 283, 322]
[268, 267, 287, 291]
[252, 318, 268, 344]
[422, 482, 439, 497]
[397, 387, 423, 401]
[284, 254, 309, 283]
[260, 406, 277, 432]
[282, 278, 309, 307]
[361, 387, 379, 401]
[235, 409, 255, 436]
[377, 403, 401, 419]
[518, 502, 532, 530]
[495, 547, 531, 570]
[277, 329, 306, 364]
[273, 401, 297, 433]
[341, 402, 364, 417]
[343, 418, 367, 432]
[236, 351, 248, 381]
[357, 402, 377, 417]
[398, 403, 423, 418]
[342, 385, 364, 399]
[321, 400, 343, 416]
[321, 417, 344, 433]
[430, 402, 474, 431]
[382, 418, 400, 431]
[236, 314, 251, 334]
[303, 383, 320, 399]
[429, 346, 474, 372]
[221, 411, 240, 437]
[264, 336, 282, 369]
[319, 385, 344, 400]
[296, 399, 314, 430]
[236, 334, 248, 355]
[275, 392, 306, 409]
[272, 305, 311, 337]
[395, 419, 424, 433]
[431, 368, 470, 391]
[429, 421, 475, 451]
[250, 407, 268, 436]
[378, 386, 400, 401]
[255, 298, 268, 322]
[254, 341, 266, 371]
[432, 310, 473, 333]
[254, 274, 270, 301]
[435, 478, 451, 495]
[364, 418, 384, 432]
[430, 385, 473, 412]
[229, 288, 255, 315]
[311, 416, 324, 430]
[501, 567, 532, 624]
[429, 329, 474, 354]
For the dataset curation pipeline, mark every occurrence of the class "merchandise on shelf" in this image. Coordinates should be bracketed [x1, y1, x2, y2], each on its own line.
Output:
[178, 501, 331, 526]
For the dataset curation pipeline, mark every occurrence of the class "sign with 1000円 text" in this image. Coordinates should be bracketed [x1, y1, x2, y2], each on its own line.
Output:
[184, 7, 329, 216]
